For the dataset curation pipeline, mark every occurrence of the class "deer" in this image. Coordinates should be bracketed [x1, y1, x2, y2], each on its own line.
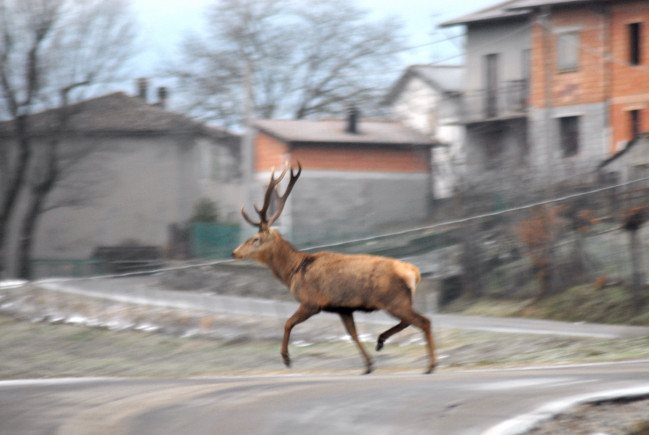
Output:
[232, 162, 436, 374]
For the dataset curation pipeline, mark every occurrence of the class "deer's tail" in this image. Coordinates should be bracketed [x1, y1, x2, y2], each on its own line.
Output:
[395, 261, 421, 295]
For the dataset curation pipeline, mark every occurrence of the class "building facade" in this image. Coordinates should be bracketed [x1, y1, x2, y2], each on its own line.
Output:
[252, 117, 435, 244]
[384, 65, 465, 198]
[0, 91, 240, 275]
[441, 1, 533, 192]
[443, 0, 649, 190]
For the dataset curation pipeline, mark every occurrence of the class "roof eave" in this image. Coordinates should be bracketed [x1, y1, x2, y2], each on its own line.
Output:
[508, 0, 607, 10]
[440, 10, 530, 27]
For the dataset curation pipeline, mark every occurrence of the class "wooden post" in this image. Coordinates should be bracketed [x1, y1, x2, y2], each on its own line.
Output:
[623, 208, 646, 313]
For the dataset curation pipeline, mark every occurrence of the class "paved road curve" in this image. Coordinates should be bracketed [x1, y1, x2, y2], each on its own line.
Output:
[1, 360, 648, 435]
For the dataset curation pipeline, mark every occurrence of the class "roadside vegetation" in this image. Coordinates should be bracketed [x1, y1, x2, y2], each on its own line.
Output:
[443, 283, 649, 326]
[1, 311, 649, 380]
[1, 282, 649, 380]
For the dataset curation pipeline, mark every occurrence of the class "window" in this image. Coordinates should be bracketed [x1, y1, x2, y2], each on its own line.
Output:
[484, 53, 499, 118]
[628, 22, 642, 66]
[558, 116, 580, 157]
[630, 110, 641, 140]
[557, 31, 579, 72]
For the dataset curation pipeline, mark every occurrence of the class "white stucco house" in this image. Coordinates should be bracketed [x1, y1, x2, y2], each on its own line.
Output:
[384, 64, 465, 199]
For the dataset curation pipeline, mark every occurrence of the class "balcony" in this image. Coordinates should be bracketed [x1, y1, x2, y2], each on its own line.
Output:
[462, 80, 528, 124]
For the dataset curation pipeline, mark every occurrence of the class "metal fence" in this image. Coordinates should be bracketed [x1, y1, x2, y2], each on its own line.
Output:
[461, 80, 528, 123]
[27, 175, 649, 309]
[31, 259, 108, 278]
[282, 178, 649, 309]
[191, 223, 241, 259]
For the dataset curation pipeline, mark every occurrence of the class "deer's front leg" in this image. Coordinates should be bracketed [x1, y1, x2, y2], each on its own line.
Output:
[281, 304, 320, 368]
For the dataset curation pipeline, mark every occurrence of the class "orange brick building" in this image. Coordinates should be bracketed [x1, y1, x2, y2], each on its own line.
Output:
[252, 117, 435, 243]
[609, 1, 649, 151]
[442, 0, 649, 188]
[524, 0, 649, 155]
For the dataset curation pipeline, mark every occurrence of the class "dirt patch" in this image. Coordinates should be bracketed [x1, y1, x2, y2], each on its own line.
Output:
[528, 397, 649, 435]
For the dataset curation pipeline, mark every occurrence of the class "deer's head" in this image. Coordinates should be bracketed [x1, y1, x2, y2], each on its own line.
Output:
[232, 162, 302, 263]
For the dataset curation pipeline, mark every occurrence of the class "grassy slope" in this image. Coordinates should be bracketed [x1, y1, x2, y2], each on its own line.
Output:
[444, 284, 649, 326]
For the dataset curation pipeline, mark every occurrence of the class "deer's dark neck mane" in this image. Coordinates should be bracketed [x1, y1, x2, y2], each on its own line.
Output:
[266, 234, 312, 286]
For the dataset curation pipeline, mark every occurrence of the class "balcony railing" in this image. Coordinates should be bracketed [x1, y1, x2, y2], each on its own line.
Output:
[462, 80, 528, 124]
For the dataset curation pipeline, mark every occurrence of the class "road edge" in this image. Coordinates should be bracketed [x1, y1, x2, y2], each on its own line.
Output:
[483, 383, 649, 435]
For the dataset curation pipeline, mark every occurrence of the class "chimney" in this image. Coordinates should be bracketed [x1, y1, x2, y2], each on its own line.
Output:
[346, 106, 360, 134]
[157, 86, 168, 109]
[136, 77, 148, 101]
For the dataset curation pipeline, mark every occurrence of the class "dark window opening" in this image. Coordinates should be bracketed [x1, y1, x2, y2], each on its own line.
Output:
[630, 110, 641, 140]
[559, 116, 580, 158]
[483, 126, 506, 170]
[484, 53, 499, 118]
[629, 22, 642, 66]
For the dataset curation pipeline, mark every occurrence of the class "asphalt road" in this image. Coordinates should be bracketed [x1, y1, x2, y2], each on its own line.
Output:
[5, 277, 646, 434]
[1, 360, 649, 435]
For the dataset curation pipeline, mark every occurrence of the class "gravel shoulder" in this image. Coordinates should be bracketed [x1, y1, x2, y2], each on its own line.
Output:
[527, 397, 649, 435]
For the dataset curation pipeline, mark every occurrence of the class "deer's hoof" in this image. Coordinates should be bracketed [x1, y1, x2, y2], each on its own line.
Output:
[362, 361, 374, 375]
[282, 353, 291, 368]
[424, 363, 437, 374]
[375, 341, 384, 352]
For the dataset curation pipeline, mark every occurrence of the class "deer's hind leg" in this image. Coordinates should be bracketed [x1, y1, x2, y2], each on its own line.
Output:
[384, 306, 436, 374]
[376, 321, 409, 351]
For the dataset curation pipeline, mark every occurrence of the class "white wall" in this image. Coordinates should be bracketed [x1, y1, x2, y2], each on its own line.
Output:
[464, 19, 531, 94]
[390, 76, 465, 198]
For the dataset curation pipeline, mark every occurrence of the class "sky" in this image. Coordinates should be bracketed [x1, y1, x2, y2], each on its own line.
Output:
[126, 0, 497, 104]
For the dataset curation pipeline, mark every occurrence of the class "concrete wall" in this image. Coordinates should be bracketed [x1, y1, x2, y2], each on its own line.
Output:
[197, 138, 244, 224]
[528, 103, 609, 184]
[464, 119, 530, 192]
[267, 171, 432, 245]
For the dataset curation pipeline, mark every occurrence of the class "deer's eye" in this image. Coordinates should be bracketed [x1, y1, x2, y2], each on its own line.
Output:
[252, 236, 261, 246]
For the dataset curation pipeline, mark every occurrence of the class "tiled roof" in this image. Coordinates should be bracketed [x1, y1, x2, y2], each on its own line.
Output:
[440, 0, 530, 27]
[441, 0, 610, 26]
[0, 92, 232, 139]
[384, 65, 464, 105]
[255, 119, 435, 147]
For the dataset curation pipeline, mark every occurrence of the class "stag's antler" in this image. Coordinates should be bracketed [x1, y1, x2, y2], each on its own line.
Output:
[241, 161, 302, 231]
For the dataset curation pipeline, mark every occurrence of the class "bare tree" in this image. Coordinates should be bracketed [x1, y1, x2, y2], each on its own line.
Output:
[0, 0, 137, 278]
[169, 0, 405, 128]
